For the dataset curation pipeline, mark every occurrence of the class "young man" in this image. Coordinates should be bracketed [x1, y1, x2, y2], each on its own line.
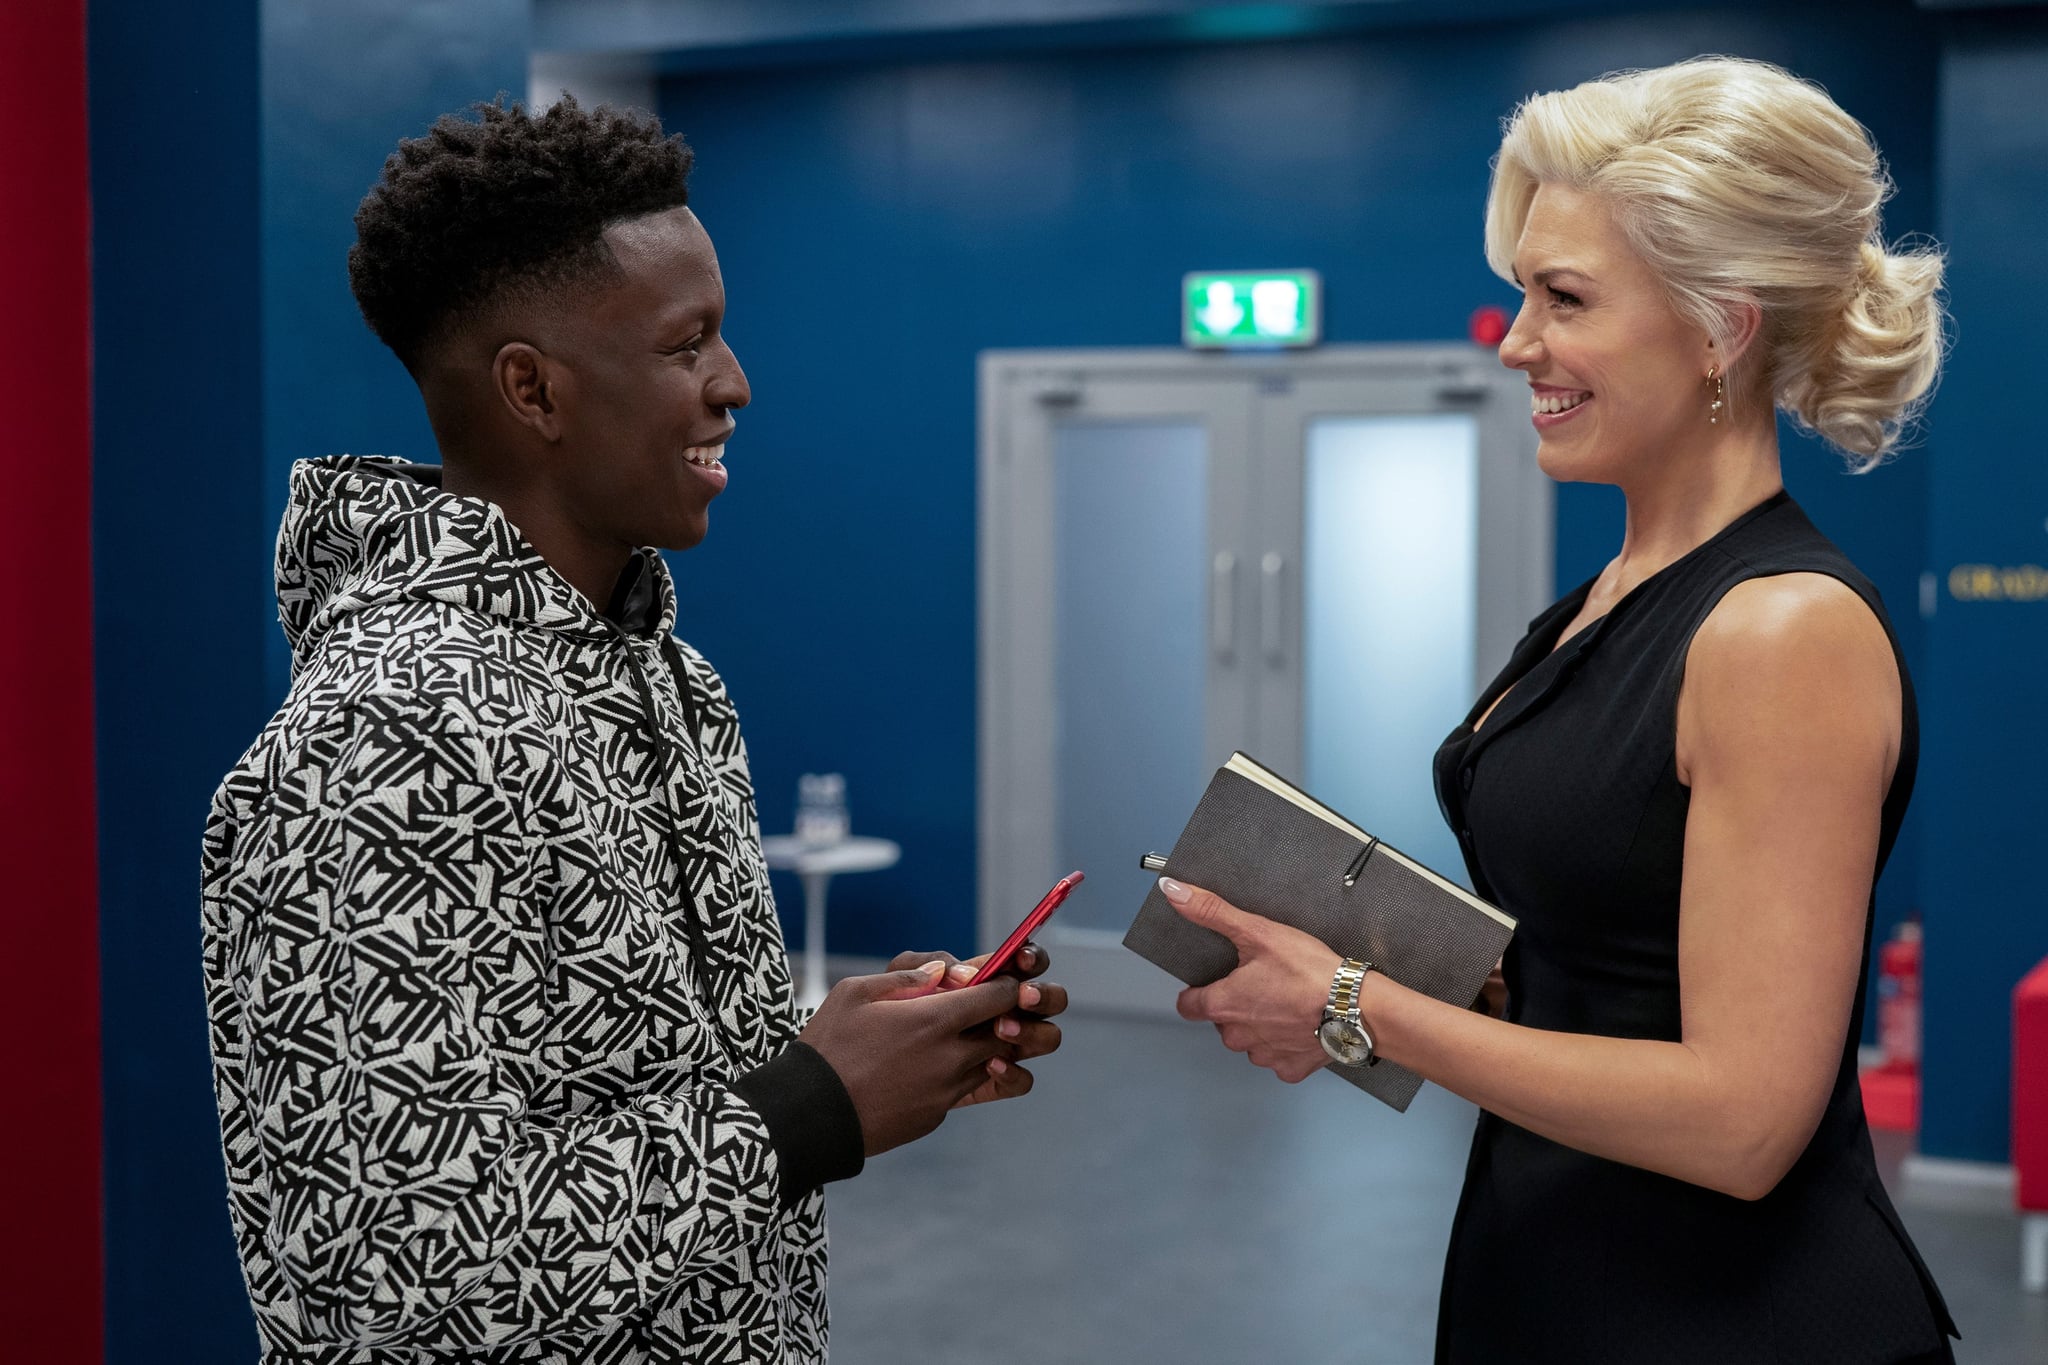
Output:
[201, 98, 1064, 1364]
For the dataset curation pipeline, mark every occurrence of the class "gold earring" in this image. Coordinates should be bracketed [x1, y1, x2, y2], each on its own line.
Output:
[1707, 365, 1725, 424]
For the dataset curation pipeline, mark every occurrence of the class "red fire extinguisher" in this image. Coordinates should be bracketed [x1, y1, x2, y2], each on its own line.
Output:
[1877, 917, 1923, 1076]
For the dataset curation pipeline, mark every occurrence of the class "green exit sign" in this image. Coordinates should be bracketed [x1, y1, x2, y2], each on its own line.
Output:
[1183, 270, 1322, 348]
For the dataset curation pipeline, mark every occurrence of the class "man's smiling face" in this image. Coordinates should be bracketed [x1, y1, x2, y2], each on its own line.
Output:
[541, 205, 751, 554]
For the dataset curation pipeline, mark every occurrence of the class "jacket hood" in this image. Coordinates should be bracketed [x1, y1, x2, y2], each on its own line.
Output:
[276, 456, 677, 665]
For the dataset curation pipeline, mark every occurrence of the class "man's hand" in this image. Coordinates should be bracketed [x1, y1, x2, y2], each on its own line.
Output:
[800, 966, 1024, 1157]
[1163, 878, 1340, 1085]
[886, 943, 1067, 1107]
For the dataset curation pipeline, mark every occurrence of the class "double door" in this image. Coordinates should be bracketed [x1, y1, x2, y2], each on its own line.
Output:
[978, 345, 1549, 1012]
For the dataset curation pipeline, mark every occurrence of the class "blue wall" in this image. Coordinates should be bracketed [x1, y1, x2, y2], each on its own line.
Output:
[261, 0, 533, 698]
[90, 2, 269, 1359]
[658, 2, 1939, 966]
[88, 9, 2034, 1355]
[1920, 11, 2048, 1164]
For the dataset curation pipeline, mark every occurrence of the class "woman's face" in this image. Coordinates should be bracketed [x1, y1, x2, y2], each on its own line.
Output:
[1498, 183, 1715, 487]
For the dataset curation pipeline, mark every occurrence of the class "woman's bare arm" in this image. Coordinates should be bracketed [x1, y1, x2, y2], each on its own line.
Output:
[1173, 572, 1899, 1199]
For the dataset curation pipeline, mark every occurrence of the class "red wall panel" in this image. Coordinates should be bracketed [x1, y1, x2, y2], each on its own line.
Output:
[0, 0, 103, 1357]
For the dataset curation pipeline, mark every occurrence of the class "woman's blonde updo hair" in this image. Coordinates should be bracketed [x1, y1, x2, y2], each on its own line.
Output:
[1485, 57, 1946, 470]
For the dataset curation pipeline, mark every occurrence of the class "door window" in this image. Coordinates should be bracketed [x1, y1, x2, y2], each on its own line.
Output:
[1052, 420, 1211, 932]
[1303, 414, 1479, 881]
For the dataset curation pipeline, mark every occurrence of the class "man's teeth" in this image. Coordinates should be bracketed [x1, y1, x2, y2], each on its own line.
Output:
[1534, 392, 1591, 415]
[683, 445, 725, 466]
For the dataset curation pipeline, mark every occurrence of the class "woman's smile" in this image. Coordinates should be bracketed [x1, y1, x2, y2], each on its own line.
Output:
[1531, 382, 1593, 427]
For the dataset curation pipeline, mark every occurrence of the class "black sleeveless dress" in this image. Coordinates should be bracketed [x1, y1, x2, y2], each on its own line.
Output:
[1430, 492, 1958, 1364]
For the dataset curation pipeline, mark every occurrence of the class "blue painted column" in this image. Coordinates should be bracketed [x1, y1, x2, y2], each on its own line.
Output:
[1919, 12, 2048, 1164]
[93, 3, 530, 1359]
[90, 1, 270, 1359]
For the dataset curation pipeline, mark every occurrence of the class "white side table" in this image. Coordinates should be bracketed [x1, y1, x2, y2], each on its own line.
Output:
[759, 835, 902, 1010]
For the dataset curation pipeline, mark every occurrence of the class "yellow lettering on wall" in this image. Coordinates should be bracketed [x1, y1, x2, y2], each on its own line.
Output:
[1948, 563, 2048, 602]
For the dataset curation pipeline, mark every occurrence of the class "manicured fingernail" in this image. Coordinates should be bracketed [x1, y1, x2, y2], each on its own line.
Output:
[946, 963, 975, 983]
[919, 960, 945, 976]
[1020, 984, 1042, 1008]
[1159, 877, 1190, 904]
[988, 1057, 1009, 1074]
[998, 1017, 1022, 1039]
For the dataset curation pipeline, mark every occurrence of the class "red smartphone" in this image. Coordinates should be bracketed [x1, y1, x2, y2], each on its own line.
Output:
[966, 870, 1084, 986]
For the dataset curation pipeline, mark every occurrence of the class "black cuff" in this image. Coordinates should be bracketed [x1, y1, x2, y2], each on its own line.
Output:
[731, 1042, 865, 1208]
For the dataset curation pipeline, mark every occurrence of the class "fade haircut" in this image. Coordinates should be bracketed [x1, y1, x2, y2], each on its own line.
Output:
[348, 96, 694, 372]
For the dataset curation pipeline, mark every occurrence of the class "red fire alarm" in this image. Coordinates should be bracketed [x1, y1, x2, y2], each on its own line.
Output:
[1469, 305, 1510, 347]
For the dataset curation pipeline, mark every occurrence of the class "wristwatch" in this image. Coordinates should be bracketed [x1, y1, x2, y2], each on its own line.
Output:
[1317, 958, 1378, 1067]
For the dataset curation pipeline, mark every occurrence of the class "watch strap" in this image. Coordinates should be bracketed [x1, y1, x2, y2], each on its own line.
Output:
[1321, 958, 1378, 1065]
[1323, 957, 1360, 1020]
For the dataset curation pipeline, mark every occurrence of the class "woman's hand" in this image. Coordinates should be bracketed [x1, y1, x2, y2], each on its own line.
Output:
[1161, 878, 1342, 1084]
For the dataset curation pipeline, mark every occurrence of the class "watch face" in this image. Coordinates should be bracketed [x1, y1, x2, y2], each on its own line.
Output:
[1318, 1017, 1372, 1067]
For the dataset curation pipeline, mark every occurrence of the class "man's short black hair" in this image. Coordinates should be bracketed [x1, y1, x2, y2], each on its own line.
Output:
[348, 95, 694, 371]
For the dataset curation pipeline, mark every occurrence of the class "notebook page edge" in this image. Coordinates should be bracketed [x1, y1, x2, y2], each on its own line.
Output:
[1372, 843, 1517, 931]
[1223, 752, 1516, 932]
[1223, 752, 1372, 842]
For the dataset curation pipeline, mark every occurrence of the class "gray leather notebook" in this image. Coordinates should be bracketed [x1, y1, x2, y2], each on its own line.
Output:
[1123, 752, 1516, 1112]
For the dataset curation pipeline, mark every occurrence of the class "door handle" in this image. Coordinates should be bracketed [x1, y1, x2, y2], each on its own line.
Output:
[1260, 552, 1285, 665]
[1211, 551, 1237, 661]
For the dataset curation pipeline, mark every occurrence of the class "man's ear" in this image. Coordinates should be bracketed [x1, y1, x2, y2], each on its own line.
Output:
[493, 341, 565, 440]
[1709, 296, 1765, 375]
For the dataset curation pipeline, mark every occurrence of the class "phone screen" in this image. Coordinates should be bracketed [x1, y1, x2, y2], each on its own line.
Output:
[966, 871, 1084, 986]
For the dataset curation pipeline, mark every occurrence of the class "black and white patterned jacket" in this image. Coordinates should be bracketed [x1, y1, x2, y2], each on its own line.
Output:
[202, 456, 861, 1364]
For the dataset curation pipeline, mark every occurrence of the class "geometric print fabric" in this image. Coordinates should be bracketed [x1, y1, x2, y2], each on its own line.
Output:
[203, 457, 827, 1362]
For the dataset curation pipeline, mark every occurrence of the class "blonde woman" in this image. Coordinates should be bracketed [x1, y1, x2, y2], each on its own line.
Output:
[1166, 58, 1958, 1363]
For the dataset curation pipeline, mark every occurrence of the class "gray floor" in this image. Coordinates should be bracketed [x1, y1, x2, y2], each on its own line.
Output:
[825, 1010, 2048, 1364]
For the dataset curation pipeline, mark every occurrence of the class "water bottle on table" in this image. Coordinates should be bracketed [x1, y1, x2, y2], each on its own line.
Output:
[795, 772, 849, 848]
